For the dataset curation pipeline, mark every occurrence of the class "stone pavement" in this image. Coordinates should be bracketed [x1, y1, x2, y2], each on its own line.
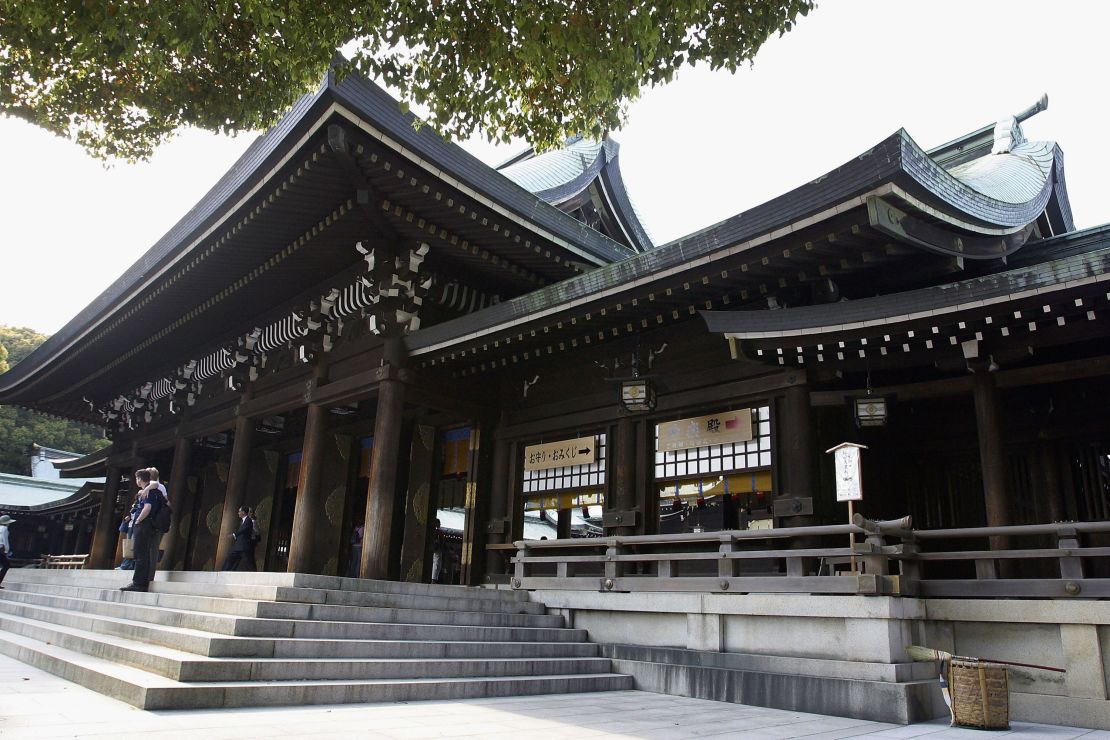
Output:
[0, 655, 1104, 740]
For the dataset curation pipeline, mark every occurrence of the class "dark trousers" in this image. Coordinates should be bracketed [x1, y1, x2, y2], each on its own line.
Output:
[0, 549, 9, 585]
[221, 548, 256, 572]
[131, 522, 159, 588]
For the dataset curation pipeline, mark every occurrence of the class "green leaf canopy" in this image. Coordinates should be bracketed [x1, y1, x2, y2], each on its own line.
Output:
[1, 1, 814, 160]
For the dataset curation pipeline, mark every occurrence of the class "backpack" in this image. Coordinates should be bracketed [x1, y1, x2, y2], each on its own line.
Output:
[250, 516, 261, 543]
[152, 490, 173, 533]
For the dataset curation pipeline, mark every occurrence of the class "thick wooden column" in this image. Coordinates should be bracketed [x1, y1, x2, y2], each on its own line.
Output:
[1038, 444, 1064, 523]
[287, 404, 328, 573]
[972, 370, 1008, 524]
[75, 522, 93, 555]
[972, 369, 1011, 536]
[215, 416, 256, 568]
[361, 377, 406, 580]
[608, 417, 638, 536]
[488, 435, 511, 536]
[779, 381, 816, 528]
[462, 421, 495, 585]
[62, 525, 77, 554]
[400, 424, 436, 582]
[161, 436, 193, 569]
[88, 465, 123, 569]
[483, 433, 513, 581]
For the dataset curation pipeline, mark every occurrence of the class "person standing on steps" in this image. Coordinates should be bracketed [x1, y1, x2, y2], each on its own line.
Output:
[0, 514, 15, 589]
[145, 467, 170, 565]
[431, 518, 445, 584]
[222, 506, 256, 571]
[120, 470, 163, 593]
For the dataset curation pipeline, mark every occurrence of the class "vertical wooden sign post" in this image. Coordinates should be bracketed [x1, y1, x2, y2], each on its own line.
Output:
[826, 442, 867, 575]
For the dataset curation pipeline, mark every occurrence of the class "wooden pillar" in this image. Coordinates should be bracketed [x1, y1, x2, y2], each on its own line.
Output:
[215, 416, 256, 569]
[972, 369, 1012, 558]
[87, 465, 123, 569]
[61, 524, 77, 554]
[1038, 444, 1064, 523]
[972, 370, 1009, 527]
[76, 522, 93, 554]
[506, 441, 524, 543]
[48, 522, 65, 555]
[361, 377, 406, 580]
[488, 434, 511, 537]
[779, 381, 816, 527]
[287, 405, 328, 573]
[610, 417, 637, 536]
[400, 424, 436, 582]
[462, 421, 494, 585]
[162, 436, 193, 569]
[557, 508, 572, 539]
[483, 433, 512, 581]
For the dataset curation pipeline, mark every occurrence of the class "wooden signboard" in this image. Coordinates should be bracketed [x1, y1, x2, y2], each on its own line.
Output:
[524, 436, 597, 472]
[831, 444, 864, 502]
[658, 409, 753, 452]
[826, 442, 868, 576]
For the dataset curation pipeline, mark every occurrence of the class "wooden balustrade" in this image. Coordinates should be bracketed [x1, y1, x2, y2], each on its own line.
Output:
[508, 518, 1110, 598]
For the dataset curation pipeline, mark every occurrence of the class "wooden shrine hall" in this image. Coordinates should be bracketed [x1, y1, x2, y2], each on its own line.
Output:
[1, 74, 1106, 586]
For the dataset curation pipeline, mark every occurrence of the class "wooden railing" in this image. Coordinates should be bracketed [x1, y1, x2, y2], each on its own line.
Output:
[509, 517, 1110, 598]
[39, 554, 90, 570]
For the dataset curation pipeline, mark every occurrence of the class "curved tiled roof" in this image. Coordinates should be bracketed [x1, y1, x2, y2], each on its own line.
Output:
[946, 140, 1056, 205]
[699, 224, 1110, 339]
[496, 137, 654, 252]
[499, 138, 613, 199]
[0, 69, 638, 406]
[407, 120, 1074, 356]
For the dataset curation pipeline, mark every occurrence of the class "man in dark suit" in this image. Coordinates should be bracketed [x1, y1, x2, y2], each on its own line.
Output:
[221, 506, 256, 571]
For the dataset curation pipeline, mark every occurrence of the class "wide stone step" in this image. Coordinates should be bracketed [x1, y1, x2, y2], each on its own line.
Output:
[0, 628, 632, 710]
[0, 612, 610, 682]
[0, 588, 586, 642]
[161, 570, 536, 605]
[2, 581, 563, 628]
[0, 570, 631, 711]
[0, 612, 599, 670]
[11, 571, 547, 615]
[0, 598, 600, 660]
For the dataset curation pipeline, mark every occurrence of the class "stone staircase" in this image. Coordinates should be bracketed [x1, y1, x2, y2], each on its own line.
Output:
[0, 569, 632, 709]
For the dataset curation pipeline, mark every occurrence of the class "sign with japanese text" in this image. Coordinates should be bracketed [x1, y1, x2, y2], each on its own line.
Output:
[658, 409, 753, 452]
[833, 445, 864, 502]
[523, 436, 597, 472]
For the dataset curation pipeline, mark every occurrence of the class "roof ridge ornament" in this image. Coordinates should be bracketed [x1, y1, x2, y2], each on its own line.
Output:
[992, 94, 1048, 155]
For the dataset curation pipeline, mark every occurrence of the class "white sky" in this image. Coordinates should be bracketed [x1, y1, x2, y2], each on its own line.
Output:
[2, 0, 1108, 335]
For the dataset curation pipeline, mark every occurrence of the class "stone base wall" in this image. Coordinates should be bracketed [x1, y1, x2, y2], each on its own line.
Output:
[527, 590, 1110, 729]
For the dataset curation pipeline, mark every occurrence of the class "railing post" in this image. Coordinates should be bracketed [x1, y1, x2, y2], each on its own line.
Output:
[718, 533, 736, 579]
[862, 529, 889, 576]
[1057, 525, 1085, 581]
[512, 542, 528, 588]
[898, 532, 922, 596]
[604, 538, 623, 585]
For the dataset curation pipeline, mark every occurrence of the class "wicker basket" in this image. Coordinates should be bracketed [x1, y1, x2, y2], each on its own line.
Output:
[948, 659, 1010, 730]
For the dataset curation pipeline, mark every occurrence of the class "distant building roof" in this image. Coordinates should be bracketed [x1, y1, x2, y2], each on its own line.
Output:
[0, 472, 87, 508]
[498, 136, 654, 253]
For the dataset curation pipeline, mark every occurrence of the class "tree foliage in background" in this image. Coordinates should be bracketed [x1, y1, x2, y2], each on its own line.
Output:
[0, 1, 814, 160]
[0, 325, 108, 476]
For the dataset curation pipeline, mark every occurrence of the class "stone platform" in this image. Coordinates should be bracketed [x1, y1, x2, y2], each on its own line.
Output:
[0, 653, 1105, 739]
[0, 569, 630, 709]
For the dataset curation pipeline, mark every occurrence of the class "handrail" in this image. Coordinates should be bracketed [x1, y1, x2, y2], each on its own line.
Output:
[911, 521, 1110, 539]
[507, 516, 1110, 599]
[513, 522, 869, 550]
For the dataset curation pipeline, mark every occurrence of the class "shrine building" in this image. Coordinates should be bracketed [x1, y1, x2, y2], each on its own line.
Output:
[0, 73, 1105, 588]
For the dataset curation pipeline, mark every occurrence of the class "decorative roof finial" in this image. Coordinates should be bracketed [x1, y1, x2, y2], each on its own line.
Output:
[993, 94, 1048, 155]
